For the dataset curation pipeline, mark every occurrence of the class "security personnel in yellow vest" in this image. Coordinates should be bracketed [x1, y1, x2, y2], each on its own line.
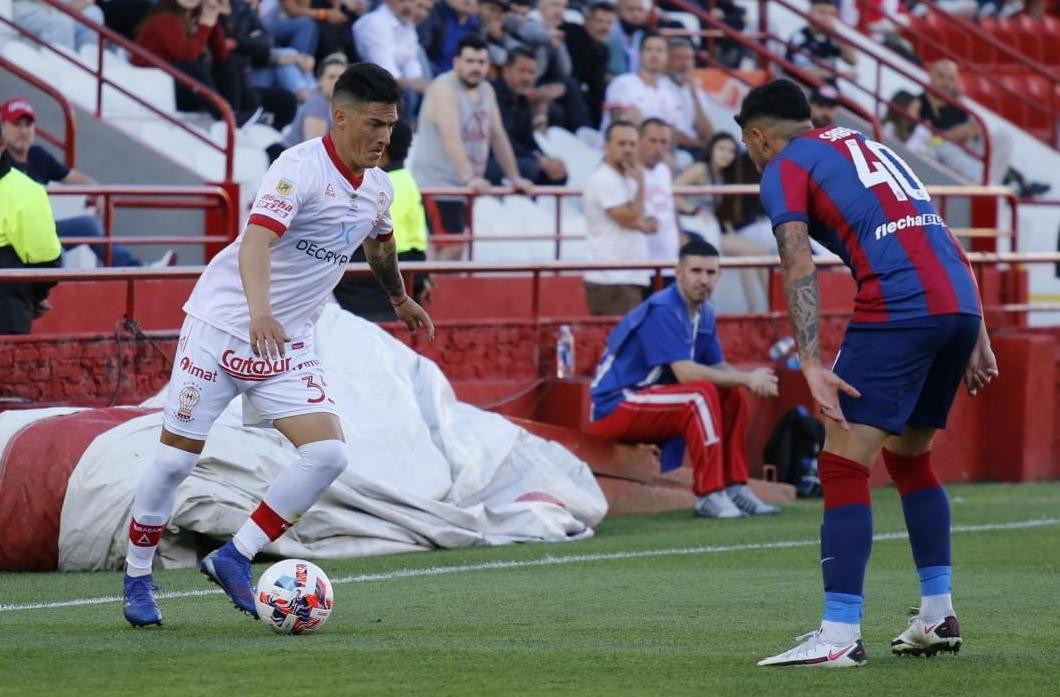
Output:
[333, 120, 431, 320]
[0, 131, 61, 334]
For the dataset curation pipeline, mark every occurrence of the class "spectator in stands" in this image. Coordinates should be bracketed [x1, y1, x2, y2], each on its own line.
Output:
[662, 36, 714, 156]
[708, 0, 749, 69]
[333, 121, 432, 320]
[410, 35, 533, 260]
[13, 0, 104, 53]
[0, 99, 168, 267]
[809, 84, 839, 128]
[674, 131, 737, 239]
[639, 118, 680, 282]
[353, 0, 430, 118]
[715, 149, 772, 312]
[563, 0, 615, 127]
[308, 0, 361, 61]
[601, 32, 679, 130]
[410, 0, 438, 82]
[268, 52, 347, 160]
[582, 120, 656, 315]
[258, 0, 319, 59]
[419, 0, 481, 77]
[531, 0, 590, 130]
[135, 0, 261, 127]
[882, 89, 927, 147]
[588, 239, 780, 518]
[607, 0, 649, 76]
[0, 130, 61, 335]
[226, 0, 302, 129]
[99, 0, 153, 41]
[487, 48, 568, 185]
[785, 0, 857, 85]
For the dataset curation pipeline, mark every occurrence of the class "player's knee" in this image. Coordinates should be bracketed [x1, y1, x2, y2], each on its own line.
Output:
[154, 442, 200, 484]
[298, 439, 348, 480]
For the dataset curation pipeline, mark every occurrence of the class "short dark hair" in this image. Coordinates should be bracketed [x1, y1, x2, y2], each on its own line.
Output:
[457, 34, 489, 55]
[316, 52, 348, 79]
[639, 117, 670, 134]
[667, 35, 694, 50]
[387, 119, 413, 164]
[333, 62, 402, 107]
[734, 78, 811, 127]
[505, 46, 537, 67]
[679, 239, 720, 260]
[588, 1, 616, 13]
[640, 31, 665, 51]
[605, 119, 637, 141]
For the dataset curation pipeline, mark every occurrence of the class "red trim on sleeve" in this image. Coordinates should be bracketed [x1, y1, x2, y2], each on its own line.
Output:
[247, 213, 287, 236]
[322, 134, 365, 189]
[373, 231, 394, 242]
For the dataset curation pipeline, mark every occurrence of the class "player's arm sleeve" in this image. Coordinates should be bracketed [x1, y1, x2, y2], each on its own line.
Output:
[369, 176, 395, 241]
[245, 156, 307, 235]
[13, 183, 61, 264]
[759, 158, 810, 229]
[640, 307, 693, 367]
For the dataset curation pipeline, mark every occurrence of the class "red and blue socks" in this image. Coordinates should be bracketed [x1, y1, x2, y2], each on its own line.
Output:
[818, 451, 873, 644]
[884, 449, 954, 621]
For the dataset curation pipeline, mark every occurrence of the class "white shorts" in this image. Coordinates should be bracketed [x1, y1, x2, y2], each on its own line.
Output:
[162, 316, 338, 440]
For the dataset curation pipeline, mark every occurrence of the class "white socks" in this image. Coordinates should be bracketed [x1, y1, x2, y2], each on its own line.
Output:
[125, 443, 199, 573]
[231, 439, 348, 560]
[820, 620, 860, 645]
[919, 593, 954, 623]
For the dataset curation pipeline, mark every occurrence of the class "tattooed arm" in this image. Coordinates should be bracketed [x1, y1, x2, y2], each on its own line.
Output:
[361, 235, 406, 301]
[774, 221, 860, 428]
[774, 221, 820, 364]
[361, 236, 436, 341]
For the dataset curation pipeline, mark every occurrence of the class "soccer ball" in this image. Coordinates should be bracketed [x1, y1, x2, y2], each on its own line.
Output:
[254, 559, 334, 634]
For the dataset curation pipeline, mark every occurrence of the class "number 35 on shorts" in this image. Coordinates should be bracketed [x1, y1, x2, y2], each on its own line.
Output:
[301, 373, 333, 405]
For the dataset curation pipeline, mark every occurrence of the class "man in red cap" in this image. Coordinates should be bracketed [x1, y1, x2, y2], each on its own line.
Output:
[1, 98, 173, 267]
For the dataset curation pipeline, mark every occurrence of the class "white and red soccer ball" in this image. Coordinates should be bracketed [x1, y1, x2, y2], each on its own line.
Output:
[254, 559, 334, 634]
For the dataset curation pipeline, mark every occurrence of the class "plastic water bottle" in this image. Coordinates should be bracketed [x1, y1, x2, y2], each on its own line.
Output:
[556, 324, 575, 379]
[768, 336, 800, 371]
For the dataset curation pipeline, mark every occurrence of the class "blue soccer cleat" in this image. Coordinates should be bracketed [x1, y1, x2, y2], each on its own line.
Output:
[200, 541, 259, 619]
[123, 573, 163, 627]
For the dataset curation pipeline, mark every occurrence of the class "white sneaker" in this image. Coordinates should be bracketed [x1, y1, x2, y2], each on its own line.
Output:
[727, 484, 780, 515]
[149, 249, 177, 267]
[693, 490, 745, 519]
[891, 609, 962, 657]
[758, 629, 867, 668]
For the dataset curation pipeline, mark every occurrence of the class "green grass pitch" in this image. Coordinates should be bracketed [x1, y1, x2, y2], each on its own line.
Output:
[1, 482, 1058, 697]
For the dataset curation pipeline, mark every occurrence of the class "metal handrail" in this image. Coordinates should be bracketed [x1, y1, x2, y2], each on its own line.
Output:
[0, 55, 77, 167]
[0, 0, 236, 181]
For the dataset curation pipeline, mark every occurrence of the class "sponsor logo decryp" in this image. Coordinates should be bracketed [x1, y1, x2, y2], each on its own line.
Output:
[296, 239, 349, 265]
[221, 350, 292, 380]
[874, 213, 945, 241]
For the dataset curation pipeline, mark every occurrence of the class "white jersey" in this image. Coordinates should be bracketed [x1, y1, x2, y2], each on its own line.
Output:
[643, 161, 680, 271]
[184, 135, 394, 341]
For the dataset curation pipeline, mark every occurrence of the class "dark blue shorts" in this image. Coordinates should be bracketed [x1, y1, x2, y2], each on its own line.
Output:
[834, 313, 980, 435]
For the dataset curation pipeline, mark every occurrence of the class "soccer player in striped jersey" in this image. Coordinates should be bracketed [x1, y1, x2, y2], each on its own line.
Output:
[739, 80, 999, 668]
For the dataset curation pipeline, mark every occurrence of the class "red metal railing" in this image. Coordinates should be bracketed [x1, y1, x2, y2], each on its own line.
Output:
[45, 185, 238, 265]
[419, 184, 1019, 260]
[4, 252, 1055, 330]
[0, 0, 236, 181]
[0, 54, 77, 167]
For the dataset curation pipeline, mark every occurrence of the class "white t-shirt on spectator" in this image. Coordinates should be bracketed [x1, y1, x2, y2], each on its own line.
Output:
[183, 135, 394, 341]
[601, 73, 680, 131]
[661, 76, 709, 142]
[583, 163, 651, 287]
[352, 3, 423, 80]
[642, 162, 680, 273]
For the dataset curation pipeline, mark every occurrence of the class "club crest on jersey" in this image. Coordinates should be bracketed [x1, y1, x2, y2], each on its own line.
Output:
[372, 191, 390, 227]
[175, 383, 201, 422]
[275, 179, 294, 196]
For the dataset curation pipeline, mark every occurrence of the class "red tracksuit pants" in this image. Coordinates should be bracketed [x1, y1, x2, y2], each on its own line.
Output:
[589, 382, 750, 496]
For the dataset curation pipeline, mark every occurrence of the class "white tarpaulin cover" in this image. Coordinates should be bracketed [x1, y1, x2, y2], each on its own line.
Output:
[56, 305, 608, 571]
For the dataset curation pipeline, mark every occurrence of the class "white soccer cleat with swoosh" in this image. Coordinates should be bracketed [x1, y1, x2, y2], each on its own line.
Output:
[757, 629, 868, 668]
[891, 609, 962, 657]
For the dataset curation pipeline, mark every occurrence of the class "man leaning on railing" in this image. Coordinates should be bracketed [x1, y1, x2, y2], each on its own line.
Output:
[0, 130, 61, 335]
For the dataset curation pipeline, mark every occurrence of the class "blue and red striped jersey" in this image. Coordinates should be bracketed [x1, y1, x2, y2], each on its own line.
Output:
[759, 126, 981, 323]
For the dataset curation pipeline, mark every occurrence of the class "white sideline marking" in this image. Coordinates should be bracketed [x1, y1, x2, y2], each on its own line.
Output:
[1, 517, 1055, 614]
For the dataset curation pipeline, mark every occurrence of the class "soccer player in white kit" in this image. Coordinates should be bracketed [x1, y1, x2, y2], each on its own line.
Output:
[122, 63, 434, 626]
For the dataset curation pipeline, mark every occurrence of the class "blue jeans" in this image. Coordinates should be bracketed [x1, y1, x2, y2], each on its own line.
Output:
[263, 16, 319, 57]
[57, 216, 142, 267]
[251, 49, 315, 95]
